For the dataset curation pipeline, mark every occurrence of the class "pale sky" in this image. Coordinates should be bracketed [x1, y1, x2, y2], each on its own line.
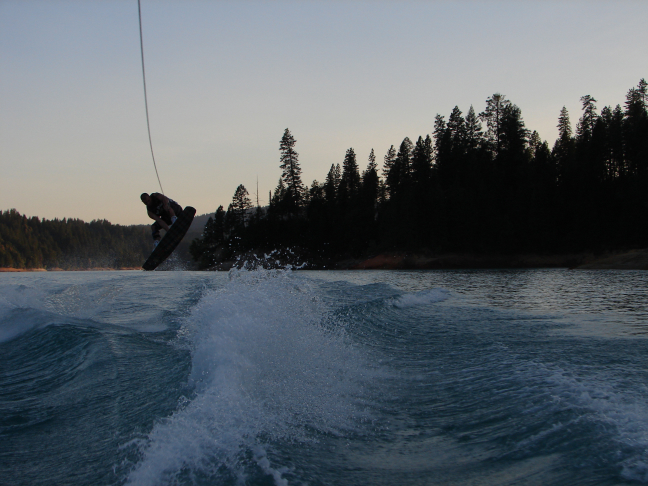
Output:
[1, 0, 646, 225]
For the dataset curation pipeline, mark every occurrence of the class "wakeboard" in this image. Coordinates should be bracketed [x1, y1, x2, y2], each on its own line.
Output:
[142, 206, 196, 271]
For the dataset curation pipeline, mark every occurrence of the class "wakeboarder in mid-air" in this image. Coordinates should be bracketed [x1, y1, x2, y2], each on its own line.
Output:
[140, 192, 183, 247]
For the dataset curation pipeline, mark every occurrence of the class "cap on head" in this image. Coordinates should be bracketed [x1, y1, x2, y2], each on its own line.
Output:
[140, 193, 150, 204]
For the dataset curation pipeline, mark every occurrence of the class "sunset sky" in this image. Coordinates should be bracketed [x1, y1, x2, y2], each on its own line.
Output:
[1, 0, 646, 225]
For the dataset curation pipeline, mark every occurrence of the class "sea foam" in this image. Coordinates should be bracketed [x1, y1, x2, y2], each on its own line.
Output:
[126, 269, 376, 485]
[389, 288, 449, 308]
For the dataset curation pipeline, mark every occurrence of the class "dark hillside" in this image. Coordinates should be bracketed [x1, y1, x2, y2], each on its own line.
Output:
[0, 209, 150, 269]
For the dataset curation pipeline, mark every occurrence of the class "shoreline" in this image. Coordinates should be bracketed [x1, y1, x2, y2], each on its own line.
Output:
[3, 249, 648, 272]
[210, 248, 648, 271]
[0, 267, 48, 272]
[0, 267, 141, 272]
[333, 249, 648, 270]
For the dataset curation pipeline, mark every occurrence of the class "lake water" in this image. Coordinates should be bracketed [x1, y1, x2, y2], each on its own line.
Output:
[1, 268, 648, 485]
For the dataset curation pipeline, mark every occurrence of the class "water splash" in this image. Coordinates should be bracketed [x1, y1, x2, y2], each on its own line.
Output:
[126, 268, 376, 485]
[388, 288, 450, 308]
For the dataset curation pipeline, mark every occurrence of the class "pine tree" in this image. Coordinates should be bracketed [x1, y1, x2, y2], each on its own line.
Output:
[591, 107, 612, 184]
[498, 104, 529, 157]
[465, 105, 483, 150]
[606, 104, 625, 178]
[434, 113, 454, 184]
[448, 106, 467, 152]
[338, 148, 361, 204]
[554, 106, 574, 180]
[232, 184, 252, 213]
[479, 93, 511, 155]
[528, 131, 542, 158]
[576, 95, 598, 142]
[334, 163, 341, 186]
[382, 145, 397, 182]
[411, 135, 433, 184]
[271, 178, 286, 206]
[279, 128, 305, 210]
[359, 149, 380, 246]
[211, 206, 226, 243]
[385, 137, 412, 201]
[447, 107, 468, 186]
[309, 180, 324, 202]
[366, 148, 377, 173]
[323, 164, 338, 204]
[624, 79, 648, 180]
[229, 184, 252, 228]
[410, 134, 434, 243]
[433, 114, 447, 160]
[625, 80, 648, 115]
[558, 106, 572, 140]
[361, 149, 379, 207]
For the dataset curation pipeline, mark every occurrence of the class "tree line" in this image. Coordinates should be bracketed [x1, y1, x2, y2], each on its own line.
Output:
[3, 82, 645, 271]
[6, 81, 643, 271]
[191, 79, 648, 268]
[0, 209, 150, 269]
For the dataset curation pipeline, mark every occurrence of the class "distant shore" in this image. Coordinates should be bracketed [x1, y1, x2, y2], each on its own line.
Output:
[0, 267, 48, 272]
[336, 250, 648, 271]
[209, 248, 648, 271]
[3, 249, 648, 272]
[0, 267, 141, 272]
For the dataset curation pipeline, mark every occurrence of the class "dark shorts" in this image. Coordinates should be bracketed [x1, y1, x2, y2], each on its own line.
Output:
[151, 201, 183, 240]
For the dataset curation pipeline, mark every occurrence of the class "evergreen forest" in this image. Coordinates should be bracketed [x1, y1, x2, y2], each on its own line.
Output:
[0, 209, 150, 269]
[191, 80, 648, 268]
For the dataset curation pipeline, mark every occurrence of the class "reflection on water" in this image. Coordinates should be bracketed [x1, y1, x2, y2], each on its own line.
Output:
[305, 269, 648, 337]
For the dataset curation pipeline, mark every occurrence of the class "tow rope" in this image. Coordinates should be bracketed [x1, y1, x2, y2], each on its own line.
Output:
[137, 0, 164, 194]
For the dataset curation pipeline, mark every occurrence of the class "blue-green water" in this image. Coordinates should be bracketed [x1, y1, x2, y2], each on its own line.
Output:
[1, 269, 648, 485]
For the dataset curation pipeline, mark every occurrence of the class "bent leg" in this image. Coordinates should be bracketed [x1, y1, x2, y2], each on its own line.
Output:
[151, 222, 162, 241]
